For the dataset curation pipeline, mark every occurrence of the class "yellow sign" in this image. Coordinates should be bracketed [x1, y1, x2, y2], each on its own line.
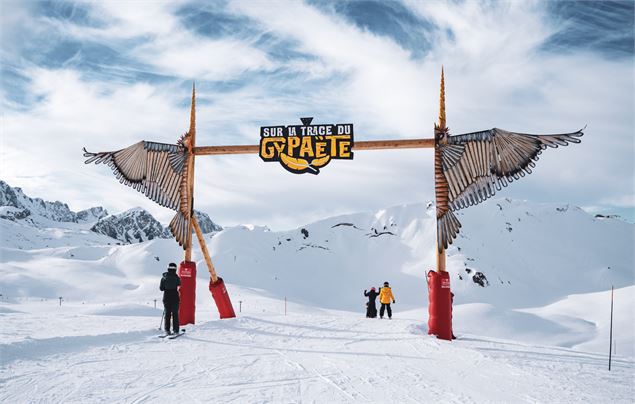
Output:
[259, 118, 354, 174]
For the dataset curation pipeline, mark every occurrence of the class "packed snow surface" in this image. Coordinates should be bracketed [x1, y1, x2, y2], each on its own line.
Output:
[2, 296, 633, 403]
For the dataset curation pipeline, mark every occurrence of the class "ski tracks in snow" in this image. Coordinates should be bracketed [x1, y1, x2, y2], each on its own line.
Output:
[2, 311, 633, 403]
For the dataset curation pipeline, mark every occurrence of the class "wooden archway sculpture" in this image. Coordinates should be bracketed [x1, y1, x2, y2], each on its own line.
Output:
[84, 71, 583, 334]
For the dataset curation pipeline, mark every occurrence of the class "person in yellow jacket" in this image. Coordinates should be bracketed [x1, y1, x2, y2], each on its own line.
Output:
[378, 281, 395, 319]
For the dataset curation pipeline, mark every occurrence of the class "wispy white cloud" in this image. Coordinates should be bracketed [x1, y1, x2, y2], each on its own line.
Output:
[229, 0, 437, 137]
[1, 0, 633, 228]
[44, 1, 275, 80]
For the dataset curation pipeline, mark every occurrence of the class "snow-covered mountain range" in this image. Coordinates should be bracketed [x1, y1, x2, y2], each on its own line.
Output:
[0, 180, 221, 245]
[1, 180, 632, 356]
[0, 180, 108, 224]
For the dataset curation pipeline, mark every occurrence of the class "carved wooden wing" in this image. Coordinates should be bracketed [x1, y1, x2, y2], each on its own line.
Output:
[436, 127, 583, 250]
[83, 140, 192, 248]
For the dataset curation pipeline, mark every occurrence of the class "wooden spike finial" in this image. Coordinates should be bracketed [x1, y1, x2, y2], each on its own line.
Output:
[438, 67, 446, 129]
[188, 83, 196, 139]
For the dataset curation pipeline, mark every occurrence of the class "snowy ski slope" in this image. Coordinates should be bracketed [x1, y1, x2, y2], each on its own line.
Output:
[1, 297, 633, 403]
[1, 197, 633, 402]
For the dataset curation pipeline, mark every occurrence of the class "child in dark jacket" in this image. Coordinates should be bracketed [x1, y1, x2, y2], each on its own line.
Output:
[364, 287, 379, 318]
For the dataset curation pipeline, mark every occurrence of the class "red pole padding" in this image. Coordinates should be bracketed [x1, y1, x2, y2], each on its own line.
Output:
[427, 270, 453, 340]
[178, 261, 196, 326]
[209, 277, 236, 319]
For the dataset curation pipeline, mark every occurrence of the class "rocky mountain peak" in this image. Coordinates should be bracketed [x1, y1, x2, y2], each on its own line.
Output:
[95, 209, 223, 244]
[193, 210, 223, 233]
[0, 180, 107, 224]
[77, 206, 109, 222]
[91, 208, 164, 244]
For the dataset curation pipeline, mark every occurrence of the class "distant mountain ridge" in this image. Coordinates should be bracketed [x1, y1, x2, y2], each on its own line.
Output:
[0, 180, 108, 224]
[0, 180, 222, 244]
[90, 208, 165, 244]
[91, 208, 222, 244]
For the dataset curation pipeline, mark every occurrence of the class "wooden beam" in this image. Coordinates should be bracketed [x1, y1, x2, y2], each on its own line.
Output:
[192, 215, 218, 283]
[194, 145, 259, 155]
[193, 138, 435, 156]
[354, 138, 435, 150]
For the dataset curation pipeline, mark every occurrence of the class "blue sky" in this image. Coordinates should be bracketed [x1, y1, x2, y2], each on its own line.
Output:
[1, 0, 633, 228]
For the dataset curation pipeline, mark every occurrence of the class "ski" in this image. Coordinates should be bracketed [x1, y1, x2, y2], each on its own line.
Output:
[158, 329, 186, 339]
[168, 330, 185, 339]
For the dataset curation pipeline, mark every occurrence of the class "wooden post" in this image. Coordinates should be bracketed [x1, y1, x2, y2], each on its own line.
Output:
[436, 67, 447, 272]
[437, 247, 446, 272]
[192, 215, 218, 283]
[185, 84, 196, 262]
[435, 143, 448, 273]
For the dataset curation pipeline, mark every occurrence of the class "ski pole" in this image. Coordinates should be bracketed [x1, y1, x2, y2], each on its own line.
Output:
[609, 285, 614, 371]
[159, 309, 165, 331]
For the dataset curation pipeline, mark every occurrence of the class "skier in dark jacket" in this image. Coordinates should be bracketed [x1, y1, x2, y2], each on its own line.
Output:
[160, 263, 181, 335]
[364, 287, 379, 318]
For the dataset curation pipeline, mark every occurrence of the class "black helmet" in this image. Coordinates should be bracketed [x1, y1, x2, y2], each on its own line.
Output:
[383, 281, 389, 286]
[168, 262, 177, 272]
